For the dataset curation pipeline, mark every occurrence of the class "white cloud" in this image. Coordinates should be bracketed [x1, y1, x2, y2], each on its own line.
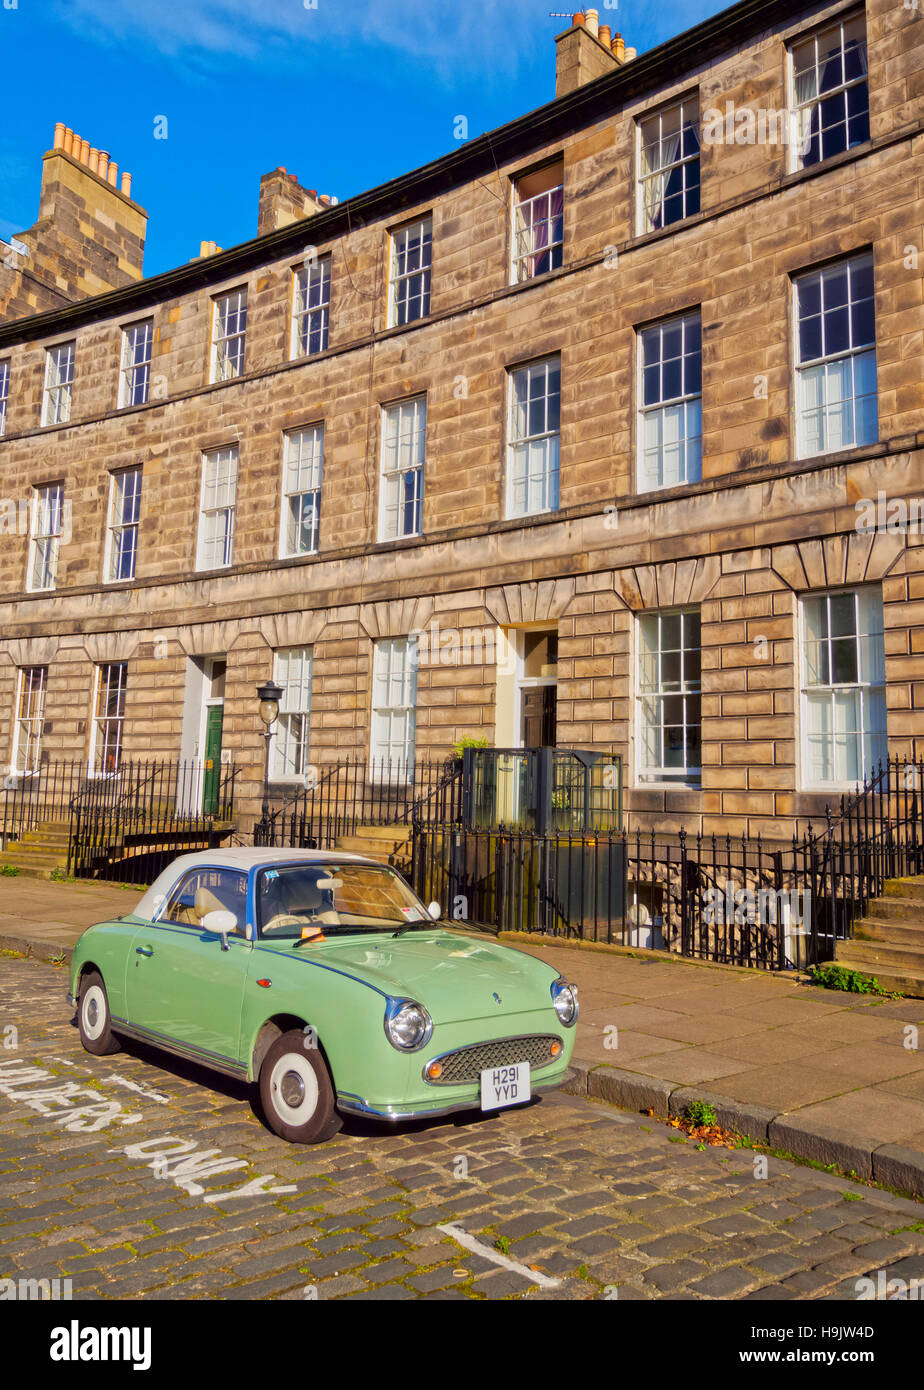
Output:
[48, 0, 560, 75]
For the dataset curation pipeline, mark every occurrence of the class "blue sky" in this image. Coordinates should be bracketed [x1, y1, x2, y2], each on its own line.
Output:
[1, 0, 727, 277]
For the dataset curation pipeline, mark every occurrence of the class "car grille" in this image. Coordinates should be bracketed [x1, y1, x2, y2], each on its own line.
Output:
[424, 1035, 562, 1085]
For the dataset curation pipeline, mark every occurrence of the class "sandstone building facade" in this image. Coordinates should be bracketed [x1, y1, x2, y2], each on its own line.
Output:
[0, 0, 921, 840]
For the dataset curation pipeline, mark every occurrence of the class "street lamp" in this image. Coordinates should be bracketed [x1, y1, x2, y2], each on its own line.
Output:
[256, 678, 284, 844]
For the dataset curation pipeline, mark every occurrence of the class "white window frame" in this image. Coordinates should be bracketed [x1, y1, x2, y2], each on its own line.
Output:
[635, 608, 702, 787]
[280, 426, 323, 558]
[511, 162, 564, 284]
[118, 319, 154, 408]
[388, 217, 432, 328]
[788, 12, 869, 174]
[371, 636, 418, 776]
[270, 647, 314, 782]
[196, 446, 238, 571]
[27, 483, 64, 592]
[506, 356, 561, 519]
[104, 466, 142, 583]
[800, 587, 886, 791]
[291, 258, 331, 359]
[636, 97, 700, 237]
[637, 312, 703, 492]
[793, 253, 877, 460]
[0, 359, 9, 438]
[90, 662, 127, 775]
[379, 397, 426, 542]
[11, 666, 47, 775]
[210, 289, 247, 383]
[41, 342, 75, 426]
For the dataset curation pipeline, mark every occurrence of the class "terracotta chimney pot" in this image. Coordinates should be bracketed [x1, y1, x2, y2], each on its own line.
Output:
[598, 23, 610, 46]
[612, 31, 625, 58]
[121, 170, 132, 197]
[107, 161, 118, 186]
[572, 11, 585, 26]
[54, 121, 65, 148]
[79, 139, 90, 164]
[63, 128, 74, 155]
[98, 151, 109, 180]
[88, 148, 100, 174]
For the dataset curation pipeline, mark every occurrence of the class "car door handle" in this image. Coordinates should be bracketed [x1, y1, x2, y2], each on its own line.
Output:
[135, 945, 154, 957]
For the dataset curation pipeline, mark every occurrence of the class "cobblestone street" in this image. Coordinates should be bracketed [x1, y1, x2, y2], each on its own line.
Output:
[2, 954, 924, 1303]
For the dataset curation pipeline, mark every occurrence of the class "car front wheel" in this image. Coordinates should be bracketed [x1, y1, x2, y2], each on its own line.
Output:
[259, 1030, 341, 1144]
[77, 970, 121, 1056]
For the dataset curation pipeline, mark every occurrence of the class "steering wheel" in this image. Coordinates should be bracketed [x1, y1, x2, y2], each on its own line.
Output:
[262, 912, 313, 935]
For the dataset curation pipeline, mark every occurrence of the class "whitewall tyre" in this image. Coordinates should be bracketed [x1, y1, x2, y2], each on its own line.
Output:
[259, 1030, 341, 1144]
[77, 971, 121, 1056]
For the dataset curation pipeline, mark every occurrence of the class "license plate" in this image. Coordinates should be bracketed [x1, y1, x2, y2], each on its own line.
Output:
[480, 1061, 530, 1111]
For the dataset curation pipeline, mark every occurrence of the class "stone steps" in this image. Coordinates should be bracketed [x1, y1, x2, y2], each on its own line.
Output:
[334, 823, 412, 870]
[837, 875, 924, 997]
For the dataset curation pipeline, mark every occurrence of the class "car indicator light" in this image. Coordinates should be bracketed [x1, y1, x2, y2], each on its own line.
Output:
[427, 1061, 443, 1079]
[550, 1041, 562, 1057]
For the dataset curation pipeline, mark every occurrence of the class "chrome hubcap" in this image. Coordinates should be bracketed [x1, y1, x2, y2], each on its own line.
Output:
[280, 1069, 305, 1108]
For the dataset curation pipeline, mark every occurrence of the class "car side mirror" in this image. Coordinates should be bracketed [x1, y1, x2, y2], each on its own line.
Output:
[428, 901, 441, 921]
[201, 908, 238, 950]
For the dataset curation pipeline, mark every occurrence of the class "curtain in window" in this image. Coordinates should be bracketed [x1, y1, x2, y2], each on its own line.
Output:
[642, 131, 681, 232]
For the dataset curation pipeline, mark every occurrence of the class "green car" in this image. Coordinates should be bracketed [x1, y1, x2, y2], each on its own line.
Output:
[68, 849, 578, 1143]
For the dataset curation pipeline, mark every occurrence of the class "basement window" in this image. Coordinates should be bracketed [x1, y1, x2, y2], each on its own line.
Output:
[511, 160, 564, 283]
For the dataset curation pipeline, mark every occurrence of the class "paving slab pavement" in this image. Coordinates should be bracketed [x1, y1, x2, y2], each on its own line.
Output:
[2, 879, 924, 1196]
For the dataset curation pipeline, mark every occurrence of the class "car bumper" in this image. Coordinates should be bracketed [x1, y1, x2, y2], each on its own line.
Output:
[336, 1065, 575, 1122]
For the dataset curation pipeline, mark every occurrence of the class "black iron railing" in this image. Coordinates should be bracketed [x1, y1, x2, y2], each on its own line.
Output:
[69, 759, 238, 884]
[0, 762, 85, 845]
[411, 825, 789, 968]
[255, 756, 463, 849]
[411, 757, 924, 972]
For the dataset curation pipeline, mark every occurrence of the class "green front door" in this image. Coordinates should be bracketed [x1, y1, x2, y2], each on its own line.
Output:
[202, 704, 224, 815]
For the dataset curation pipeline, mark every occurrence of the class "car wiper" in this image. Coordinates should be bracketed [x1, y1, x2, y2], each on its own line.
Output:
[391, 918, 429, 938]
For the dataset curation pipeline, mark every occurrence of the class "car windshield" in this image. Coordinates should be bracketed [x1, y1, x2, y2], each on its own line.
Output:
[256, 863, 432, 939]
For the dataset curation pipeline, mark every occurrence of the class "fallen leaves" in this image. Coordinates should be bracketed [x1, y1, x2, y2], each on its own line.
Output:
[667, 1114, 738, 1149]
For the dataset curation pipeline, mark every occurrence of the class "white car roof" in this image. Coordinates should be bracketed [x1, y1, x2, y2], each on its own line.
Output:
[132, 846, 384, 919]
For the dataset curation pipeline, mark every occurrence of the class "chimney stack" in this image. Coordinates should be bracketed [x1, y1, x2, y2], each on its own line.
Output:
[49, 122, 137, 201]
[554, 13, 637, 95]
[257, 166, 329, 236]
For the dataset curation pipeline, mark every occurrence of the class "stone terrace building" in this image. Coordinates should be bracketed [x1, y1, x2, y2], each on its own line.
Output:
[0, 0, 921, 841]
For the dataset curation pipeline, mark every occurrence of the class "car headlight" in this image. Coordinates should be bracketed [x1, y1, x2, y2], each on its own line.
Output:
[383, 998, 433, 1051]
[551, 978, 578, 1027]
